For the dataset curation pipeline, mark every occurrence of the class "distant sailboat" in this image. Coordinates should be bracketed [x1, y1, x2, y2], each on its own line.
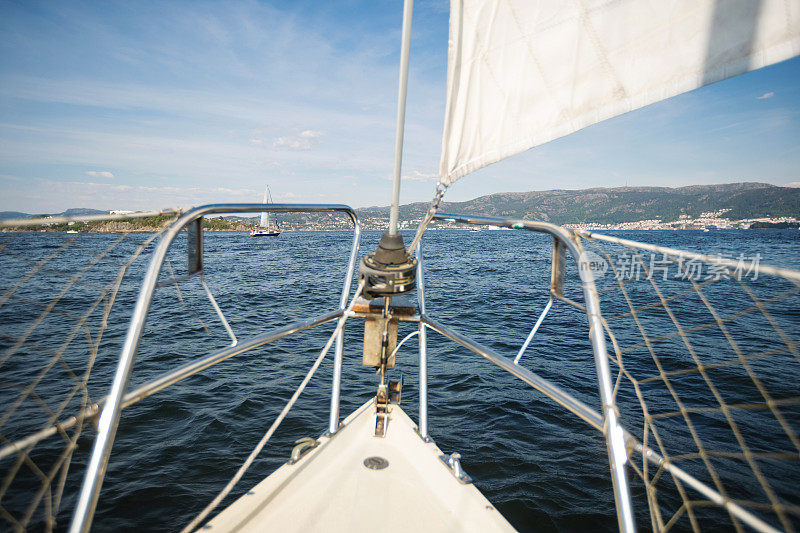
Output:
[250, 186, 281, 237]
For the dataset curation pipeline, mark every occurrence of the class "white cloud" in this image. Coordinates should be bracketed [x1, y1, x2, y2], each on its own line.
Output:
[272, 136, 305, 150]
[272, 130, 324, 151]
[4, 0, 795, 214]
[0, 2, 447, 210]
[756, 92, 775, 100]
[0, 177, 263, 212]
[274, 191, 298, 200]
[86, 170, 114, 178]
[402, 170, 439, 182]
[380, 170, 440, 182]
[785, 182, 800, 188]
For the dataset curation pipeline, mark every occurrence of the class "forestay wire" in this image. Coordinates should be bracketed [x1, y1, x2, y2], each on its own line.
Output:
[408, 181, 449, 254]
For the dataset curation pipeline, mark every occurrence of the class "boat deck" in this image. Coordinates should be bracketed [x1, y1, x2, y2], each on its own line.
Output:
[203, 400, 516, 532]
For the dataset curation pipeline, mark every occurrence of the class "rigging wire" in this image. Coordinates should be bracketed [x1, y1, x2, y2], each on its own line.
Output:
[182, 280, 366, 533]
[407, 180, 449, 255]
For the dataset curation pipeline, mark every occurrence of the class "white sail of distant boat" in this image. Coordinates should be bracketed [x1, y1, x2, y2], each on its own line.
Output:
[250, 186, 281, 237]
[259, 189, 269, 228]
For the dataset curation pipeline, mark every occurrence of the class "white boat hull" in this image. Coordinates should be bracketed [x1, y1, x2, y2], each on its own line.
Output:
[250, 229, 281, 237]
[203, 400, 516, 532]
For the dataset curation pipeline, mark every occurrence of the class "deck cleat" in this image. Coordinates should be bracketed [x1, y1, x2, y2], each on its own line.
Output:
[440, 452, 472, 484]
[288, 437, 318, 465]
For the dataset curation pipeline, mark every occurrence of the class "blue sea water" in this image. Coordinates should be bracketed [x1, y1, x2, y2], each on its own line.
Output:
[1, 228, 799, 532]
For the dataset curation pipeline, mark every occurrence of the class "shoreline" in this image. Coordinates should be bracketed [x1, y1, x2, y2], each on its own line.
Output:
[2, 226, 798, 234]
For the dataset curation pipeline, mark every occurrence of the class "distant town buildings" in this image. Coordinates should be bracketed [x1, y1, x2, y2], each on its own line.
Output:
[286, 212, 800, 231]
[14, 210, 797, 233]
[563, 215, 798, 232]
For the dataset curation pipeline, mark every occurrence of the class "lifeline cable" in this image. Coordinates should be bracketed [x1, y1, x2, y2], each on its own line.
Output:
[182, 280, 366, 533]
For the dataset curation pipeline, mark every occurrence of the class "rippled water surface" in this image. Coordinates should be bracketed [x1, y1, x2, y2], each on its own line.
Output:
[1, 228, 799, 532]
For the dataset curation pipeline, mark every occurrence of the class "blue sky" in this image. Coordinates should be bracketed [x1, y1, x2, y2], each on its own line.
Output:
[0, 0, 798, 213]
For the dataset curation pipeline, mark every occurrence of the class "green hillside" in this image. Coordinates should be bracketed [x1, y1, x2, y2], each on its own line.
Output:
[364, 182, 800, 225]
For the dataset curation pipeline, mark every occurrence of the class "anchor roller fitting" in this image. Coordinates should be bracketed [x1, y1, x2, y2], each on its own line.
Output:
[359, 231, 416, 300]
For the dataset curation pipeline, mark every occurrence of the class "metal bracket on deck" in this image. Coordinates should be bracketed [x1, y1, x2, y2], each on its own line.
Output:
[288, 437, 318, 465]
[363, 314, 398, 368]
[374, 377, 403, 437]
[440, 452, 472, 484]
[358, 296, 417, 369]
[360, 296, 413, 438]
[388, 376, 402, 404]
[375, 384, 389, 437]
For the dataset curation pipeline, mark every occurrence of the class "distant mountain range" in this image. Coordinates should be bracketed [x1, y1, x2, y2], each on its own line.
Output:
[361, 182, 800, 225]
[0, 208, 107, 221]
[2, 183, 798, 226]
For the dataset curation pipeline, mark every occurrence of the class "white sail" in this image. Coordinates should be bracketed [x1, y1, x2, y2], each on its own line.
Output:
[439, 0, 800, 185]
[260, 187, 269, 228]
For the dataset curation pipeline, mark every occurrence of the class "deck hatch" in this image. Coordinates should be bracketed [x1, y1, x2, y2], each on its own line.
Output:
[363, 456, 389, 470]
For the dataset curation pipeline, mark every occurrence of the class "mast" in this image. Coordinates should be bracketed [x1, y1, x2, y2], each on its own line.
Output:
[388, 0, 413, 236]
[358, 0, 417, 298]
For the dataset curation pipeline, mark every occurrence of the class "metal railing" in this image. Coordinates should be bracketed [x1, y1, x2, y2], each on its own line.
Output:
[425, 213, 635, 532]
[4, 205, 796, 532]
[66, 204, 361, 533]
[419, 212, 798, 533]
